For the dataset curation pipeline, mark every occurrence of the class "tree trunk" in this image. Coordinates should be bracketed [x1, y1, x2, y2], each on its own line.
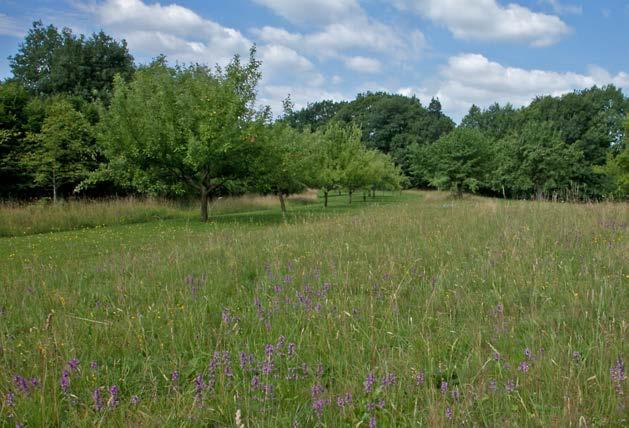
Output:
[200, 187, 209, 222]
[324, 190, 328, 208]
[52, 168, 57, 203]
[279, 193, 286, 216]
[349, 189, 353, 204]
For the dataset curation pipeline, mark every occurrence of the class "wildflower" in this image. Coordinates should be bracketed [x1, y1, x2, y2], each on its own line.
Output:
[262, 361, 274, 376]
[92, 387, 103, 412]
[505, 379, 516, 393]
[415, 370, 425, 385]
[12, 375, 29, 395]
[369, 415, 377, 428]
[60, 370, 70, 393]
[493, 351, 501, 361]
[251, 376, 260, 390]
[265, 344, 274, 359]
[108, 385, 119, 408]
[194, 374, 205, 403]
[30, 378, 40, 389]
[276, 336, 286, 349]
[222, 308, 231, 324]
[381, 373, 397, 388]
[68, 358, 80, 371]
[262, 384, 274, 401]
[445, 405, 453, 420]
[287, 343, 296, 357]
[171, 370, 179, 383]
[90, 361, 98, 370]
[130, 395, 140, 405]
[488, 379, 497, 392]
[440, 380, 448, 395]
[572, 351, 581, 362]
[312, 398, 326, 418]
[364, 372, 376, 393]
[239, 352, 249, 370]
[451, 388, 460, 400]
[6, 391, 15, 407]
[518, 361, 529, 373]
[524, 348, 532, 360]
[336, 392, 352, 407]
[610, 358, 625, 396]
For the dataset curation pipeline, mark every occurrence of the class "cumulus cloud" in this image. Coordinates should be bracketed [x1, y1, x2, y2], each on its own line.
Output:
[393, 0, 570, 46]
[400, 53, 629, 121]
[539, 0, 582, 15]
[80, 0, 251, 65]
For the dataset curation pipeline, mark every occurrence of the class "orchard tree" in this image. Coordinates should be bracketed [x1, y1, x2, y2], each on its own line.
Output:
[256, 120, 312, 215]
[98, 48, 268, 221]
[24, 99, 95, 202]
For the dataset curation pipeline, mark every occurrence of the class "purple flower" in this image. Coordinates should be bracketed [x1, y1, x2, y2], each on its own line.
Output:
[415, 370, 425, 385]
[572, 351, 581, 362]
[364, 372, 376, 393]
[505, 379, 516, 393]
[108, 385, 119, 408]
[493, 351, 501, 361]
[30, 377, 40, 388]
[265, 344, 274, 359]
[6, 391, 15, 407]
[222, 308, 231, 324]
[524, 348, 532, 360]
[336, 392, 352, 407]
[13, 375, 30, 395]
[287, 343, 296, 357]
[488, 379, 497, 392]
[262, 361, 274, 376]
[518, 361, 529, 373]
[610, 358, 625, 383]
[276, 336, 286, 348]
[312, 398, 326, 418]
[311, 383, 324, 399]
[60, 370, 70, 393]
[262, 384, 274, 401]
[92, 387, 103, 412]
[445, 405, 453, 420]
[130, 395, 140, 405]
[451, 388, 460, 400]
[171, 370, 179, 383]
[90, 361, 98, 370]
[239, 352, 249, 370]
[381, 373, 397, 388]
[68, 358, 80, 371]
[440, 380, 448, 395]
[251, 375, 260, 390]
[369, 415, 377, 428]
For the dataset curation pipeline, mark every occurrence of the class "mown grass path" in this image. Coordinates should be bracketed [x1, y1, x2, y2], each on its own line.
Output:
[1, 192, 627, 426]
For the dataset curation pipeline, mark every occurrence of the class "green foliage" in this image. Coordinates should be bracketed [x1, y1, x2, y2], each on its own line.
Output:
[412, 128, 492, 196]
[10, 21, 134, 102]
[22, 99, 95, 201]
[494, 122, 584, 199]
[97, 48, 268, 221]
[595, 114, 629, 198]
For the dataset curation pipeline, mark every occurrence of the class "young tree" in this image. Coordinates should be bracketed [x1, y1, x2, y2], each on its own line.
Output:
[255, 121, 311, 215]
[24, 99, 94, 202]
[98, 48, 268, 221]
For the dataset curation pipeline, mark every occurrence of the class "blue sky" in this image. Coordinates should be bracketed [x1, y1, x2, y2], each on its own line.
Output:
[1, 0, 628, 120]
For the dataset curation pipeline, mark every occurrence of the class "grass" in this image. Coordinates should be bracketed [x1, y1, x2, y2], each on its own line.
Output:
[0, 191, 627, 426]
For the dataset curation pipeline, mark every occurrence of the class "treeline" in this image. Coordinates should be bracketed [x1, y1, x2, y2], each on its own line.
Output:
[1, 22, 404, 221]
[288, 88, 629, 200]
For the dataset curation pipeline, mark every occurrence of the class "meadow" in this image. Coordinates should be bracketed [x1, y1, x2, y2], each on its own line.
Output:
[0, 191, 627, 427]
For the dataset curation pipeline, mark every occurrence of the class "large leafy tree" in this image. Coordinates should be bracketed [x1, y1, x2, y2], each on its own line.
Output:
[494, 122, 583, 199]
[23, 99, 95, 202]
[10, 21, 134, 102]
[98, 49, 268, 221]
[412, 128, 493, 197]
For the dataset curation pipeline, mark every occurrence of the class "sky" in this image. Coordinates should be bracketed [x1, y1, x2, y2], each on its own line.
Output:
[0, 0, 628, 121]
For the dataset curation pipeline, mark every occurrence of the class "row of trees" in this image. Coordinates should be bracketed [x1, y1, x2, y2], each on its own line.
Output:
[98, 55, 403, 220]
[0, 22, 403, 220]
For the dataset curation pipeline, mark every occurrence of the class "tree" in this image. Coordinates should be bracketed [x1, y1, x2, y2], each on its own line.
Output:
[494, 122, 583, 200]
[10, 21, 134, 102]
[596, 114, 629, 199]
[413, 128, 493, 197]
[24, 99, 95, 202]
[98, 48, 268, 221]
[255, 121, 312, 215]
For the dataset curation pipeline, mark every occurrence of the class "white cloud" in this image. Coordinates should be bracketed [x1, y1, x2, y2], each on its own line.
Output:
[252, 0, 361, 25]
[393, 0, 570, 46]
[0, 14, 25, 38]
[259, 84, 348, 114]
[344, 56, 382, 73]
[401, 53, 629, 121]
[82, 0, 251, 65]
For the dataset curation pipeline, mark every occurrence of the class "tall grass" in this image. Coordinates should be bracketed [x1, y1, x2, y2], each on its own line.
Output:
[0, 192, 318, 237]
[0, 192, 626, 426]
